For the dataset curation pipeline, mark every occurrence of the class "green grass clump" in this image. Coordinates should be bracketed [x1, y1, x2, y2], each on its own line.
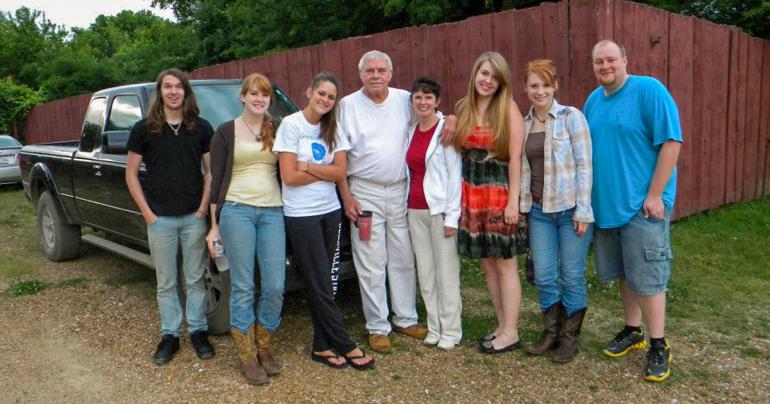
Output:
[9, 279, 47, 296]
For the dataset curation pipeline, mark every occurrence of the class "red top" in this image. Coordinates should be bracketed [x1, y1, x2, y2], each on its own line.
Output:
[406, 122, 438, 209]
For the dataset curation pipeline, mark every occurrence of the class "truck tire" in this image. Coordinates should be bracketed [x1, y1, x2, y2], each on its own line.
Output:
[205, 262, 231, 335]
[37, 191, 81, 261]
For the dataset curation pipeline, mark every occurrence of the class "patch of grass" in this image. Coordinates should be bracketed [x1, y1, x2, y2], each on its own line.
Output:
[739, 346, 763, 359]
[56, 277, 89, 288]
[8, 279, 47, 296]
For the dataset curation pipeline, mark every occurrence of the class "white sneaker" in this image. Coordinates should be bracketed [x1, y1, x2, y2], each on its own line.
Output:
[423, 334, 440, 346]
[437, 340, 457, 350]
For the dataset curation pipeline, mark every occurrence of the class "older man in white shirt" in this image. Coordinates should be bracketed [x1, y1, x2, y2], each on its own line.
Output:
[337, 50, 428, 352]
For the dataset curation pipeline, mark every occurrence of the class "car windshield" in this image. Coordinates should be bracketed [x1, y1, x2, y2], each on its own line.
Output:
[148, 83, 298, 129]
[0, 136, 22, 148]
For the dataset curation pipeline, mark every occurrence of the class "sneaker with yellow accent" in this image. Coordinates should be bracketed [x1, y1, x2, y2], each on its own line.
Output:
[644, 340, 672, 382]
[603, 329, 648, 357]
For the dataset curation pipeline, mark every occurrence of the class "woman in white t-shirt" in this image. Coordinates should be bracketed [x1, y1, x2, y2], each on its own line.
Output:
[274, 72, 374, 371]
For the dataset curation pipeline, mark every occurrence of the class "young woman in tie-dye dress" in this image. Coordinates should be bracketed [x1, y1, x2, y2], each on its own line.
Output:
[452, 51, 526, 354]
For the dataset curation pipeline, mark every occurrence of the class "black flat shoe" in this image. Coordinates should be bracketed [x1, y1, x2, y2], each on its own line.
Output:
[311, 352, 348, 369]
[478, 339, 523, 354]
[153, 334, 180, 364]
[190, 330, 215, 360]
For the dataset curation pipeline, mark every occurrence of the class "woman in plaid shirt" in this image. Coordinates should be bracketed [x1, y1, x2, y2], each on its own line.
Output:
[519, 59, 594, 363]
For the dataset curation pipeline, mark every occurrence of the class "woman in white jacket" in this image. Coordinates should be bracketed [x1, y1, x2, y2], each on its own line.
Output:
[405, 77, 463, 350]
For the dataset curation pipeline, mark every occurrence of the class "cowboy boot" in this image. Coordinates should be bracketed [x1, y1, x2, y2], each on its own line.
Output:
[525, 302, 563, 355]
[255, 324, 281, 376]
[552, 307, 587, 363]
[231, 325, 269, 385]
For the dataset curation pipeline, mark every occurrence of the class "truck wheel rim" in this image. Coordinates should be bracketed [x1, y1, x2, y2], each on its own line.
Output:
[42, 207, 55, 248]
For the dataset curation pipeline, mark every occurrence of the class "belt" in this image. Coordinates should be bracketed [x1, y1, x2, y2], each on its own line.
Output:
[350, 176, 406, 187]
[532, 194, 542, 204]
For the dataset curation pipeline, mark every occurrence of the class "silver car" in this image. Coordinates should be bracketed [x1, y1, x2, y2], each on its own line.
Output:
[0, 135, 22, 185]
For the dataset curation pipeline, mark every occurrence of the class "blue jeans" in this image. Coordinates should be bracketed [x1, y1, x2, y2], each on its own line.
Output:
[147, 213, 208, 336]
[219, 202, 285, 334]
[529, 204, 594, 316]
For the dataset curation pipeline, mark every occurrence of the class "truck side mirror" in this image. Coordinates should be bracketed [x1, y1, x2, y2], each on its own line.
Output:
[102, 132, 129, 154]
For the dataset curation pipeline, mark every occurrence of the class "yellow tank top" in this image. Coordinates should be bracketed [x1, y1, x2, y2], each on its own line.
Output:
[225, 138, 282, 207]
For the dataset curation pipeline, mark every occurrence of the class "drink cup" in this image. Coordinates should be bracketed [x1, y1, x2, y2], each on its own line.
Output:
[356, 210, 373, 241]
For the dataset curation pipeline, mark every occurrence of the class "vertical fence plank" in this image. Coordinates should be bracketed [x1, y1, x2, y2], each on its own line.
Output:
[699, 21, 731, 213]
[541, 1, 571, 106]
[743, 37, 764, 200]
[317, 41, 344, 78]
[733, 32, 750, 203]
[761, 42, 770, 196]
[284, 47, 315, 103]
[445, 21, 472, 107]
[668, 14, 694, 219]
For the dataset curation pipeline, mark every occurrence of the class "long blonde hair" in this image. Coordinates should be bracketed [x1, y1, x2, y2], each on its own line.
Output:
[453, 52, 513, 160]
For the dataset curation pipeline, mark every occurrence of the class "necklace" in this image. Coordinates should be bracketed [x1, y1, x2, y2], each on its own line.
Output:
[240, 117, 262, 142]
[533, 113, 546, 124]
[167, 121, 182, 136]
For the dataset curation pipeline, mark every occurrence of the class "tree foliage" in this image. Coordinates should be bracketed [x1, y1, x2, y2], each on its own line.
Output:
[0, 77, 45, 138]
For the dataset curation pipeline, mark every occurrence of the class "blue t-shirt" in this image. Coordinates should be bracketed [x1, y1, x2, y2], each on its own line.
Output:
[583, 75, 683, 229]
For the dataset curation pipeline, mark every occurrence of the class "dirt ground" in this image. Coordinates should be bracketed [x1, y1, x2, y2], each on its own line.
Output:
[1, 247, 768, 404]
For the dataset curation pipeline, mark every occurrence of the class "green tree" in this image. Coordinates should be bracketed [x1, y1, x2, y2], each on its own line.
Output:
[0, 7, 67, 87]
[0, 77, 45, 140]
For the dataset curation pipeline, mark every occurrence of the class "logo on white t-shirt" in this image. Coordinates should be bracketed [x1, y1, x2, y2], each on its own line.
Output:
[311, 142, 326, 161]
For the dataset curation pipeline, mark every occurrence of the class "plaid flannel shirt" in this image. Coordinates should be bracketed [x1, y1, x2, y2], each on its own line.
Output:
[520, 100, 594, 223]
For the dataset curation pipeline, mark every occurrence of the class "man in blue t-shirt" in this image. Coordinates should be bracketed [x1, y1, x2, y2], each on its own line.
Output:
[583, 40, 682, 383]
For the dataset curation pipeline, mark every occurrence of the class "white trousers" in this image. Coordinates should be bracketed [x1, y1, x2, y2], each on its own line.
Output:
[407, 209, 463, 345]
[350, 177, 418, 334]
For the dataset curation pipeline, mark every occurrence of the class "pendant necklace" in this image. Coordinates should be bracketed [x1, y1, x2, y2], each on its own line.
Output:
[241, 117, 262, 142]
[167, 121, 182, 136]
[534, 113, 546, 124]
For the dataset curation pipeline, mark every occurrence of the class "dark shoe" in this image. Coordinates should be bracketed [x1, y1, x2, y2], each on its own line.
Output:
[552, 307, 586, 363]
[231, 326, 269, 385]
[311, 352, 349, 369]
[344, 348, 375, 371]
[153, 334, 180, 365]
[603, 328, 648, 357]
[644, 340, 672, 382]
[478, 339, 522, 354]
[525, 302, 563, 356]
[393, 324, 428, 340]
[190, 330, 215, 360]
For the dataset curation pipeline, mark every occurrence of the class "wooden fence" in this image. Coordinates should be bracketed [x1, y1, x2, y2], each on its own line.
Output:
[24, 0, 770, 219]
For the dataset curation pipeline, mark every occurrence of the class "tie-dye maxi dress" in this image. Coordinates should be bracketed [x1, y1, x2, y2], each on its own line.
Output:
[457, 126, 527, 259]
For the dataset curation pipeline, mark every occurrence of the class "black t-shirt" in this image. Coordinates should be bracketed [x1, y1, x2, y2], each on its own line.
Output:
[127, 117, 214, 216]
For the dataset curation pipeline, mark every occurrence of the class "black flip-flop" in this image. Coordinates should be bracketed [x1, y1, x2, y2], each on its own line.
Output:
[311, 352, 349, 369]
[344, 349, 375, 371]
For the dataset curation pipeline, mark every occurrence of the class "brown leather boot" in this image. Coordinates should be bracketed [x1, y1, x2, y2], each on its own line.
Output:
[255, 324, 281, 376]
[231, 325, 269, 385]
[552, 307, 587, 363]
[525, 302, 563, 355]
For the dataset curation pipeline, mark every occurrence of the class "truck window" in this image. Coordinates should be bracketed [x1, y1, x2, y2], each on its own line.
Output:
[81, 97, 107, 152]
[107, 95, 142, 131]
